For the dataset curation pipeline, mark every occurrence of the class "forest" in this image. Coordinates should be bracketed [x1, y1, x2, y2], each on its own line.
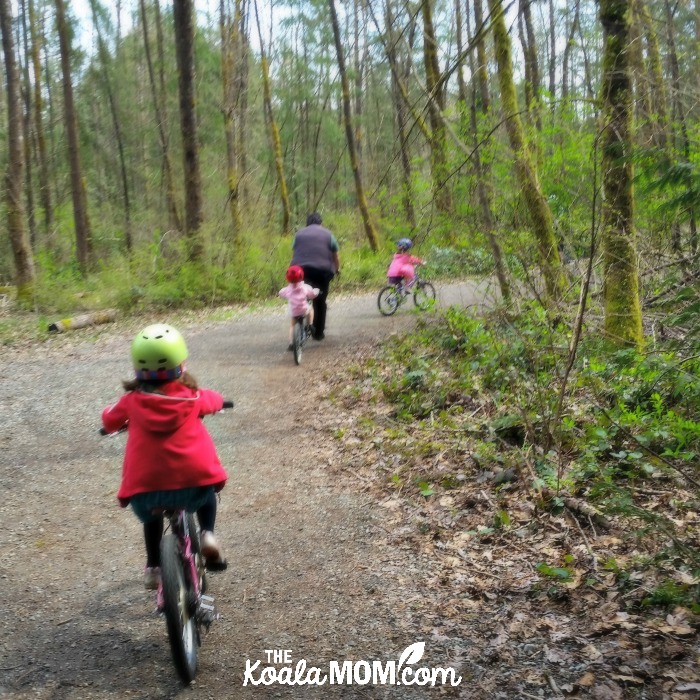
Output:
[0, 0, 696, 338]
[2, 0, 700, 692]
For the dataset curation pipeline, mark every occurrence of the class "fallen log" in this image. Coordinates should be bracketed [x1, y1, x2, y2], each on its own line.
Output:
[48, 309, 118, 333]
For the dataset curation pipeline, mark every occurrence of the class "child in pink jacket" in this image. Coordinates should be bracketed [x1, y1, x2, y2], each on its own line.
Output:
[279, 265, 319, 349]
[387, 238, 424, 287]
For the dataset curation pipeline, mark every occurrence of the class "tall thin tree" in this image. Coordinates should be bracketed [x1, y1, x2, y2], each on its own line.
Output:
[253, 0, 291, 233]
[140, 0, 181, 232]
[488, 0, 564, 299]
[55, 0, 92, 271]
[422, 0, 452, 214]
[173, 0, 204, 260]
[28, 0, 51, 236]
[219, 0, 242, 238]
[328, 0, 378, 250]
[1, 0, 35, 303]
[90, 0, 132, 252]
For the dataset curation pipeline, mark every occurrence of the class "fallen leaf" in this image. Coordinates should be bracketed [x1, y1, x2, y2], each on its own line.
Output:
[577, 672, 596, 687]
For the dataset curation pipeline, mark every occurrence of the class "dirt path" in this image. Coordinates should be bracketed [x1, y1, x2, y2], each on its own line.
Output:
[1, 282, 488, 700]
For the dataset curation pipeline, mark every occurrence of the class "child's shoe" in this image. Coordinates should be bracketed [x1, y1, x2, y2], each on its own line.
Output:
[201, 531, 228, 571]
[144, 566, 161, 590]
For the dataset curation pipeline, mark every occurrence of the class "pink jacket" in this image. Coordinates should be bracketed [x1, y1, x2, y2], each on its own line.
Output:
[279, 282, 319, 316]
[102, 381, 227, 506]
[387, 252, 423, 279]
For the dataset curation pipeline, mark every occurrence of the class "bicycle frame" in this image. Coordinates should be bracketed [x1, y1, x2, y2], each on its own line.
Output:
[156, 511, 200, 611]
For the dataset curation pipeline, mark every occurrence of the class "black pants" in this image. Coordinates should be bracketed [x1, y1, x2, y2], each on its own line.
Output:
[301, 267, 334, 337]
[143, 489, 217, 568]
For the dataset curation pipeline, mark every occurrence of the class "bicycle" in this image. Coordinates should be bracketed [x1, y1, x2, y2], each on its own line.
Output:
[291, 314, 313, 365]
[99, 399, 233, 685]
[377, 272, 436, 316]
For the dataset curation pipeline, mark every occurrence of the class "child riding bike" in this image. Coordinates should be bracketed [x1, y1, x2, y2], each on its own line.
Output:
[387, 238, 424, 291]
[101, 323, 228, 590]
[279, 265, 319, 350]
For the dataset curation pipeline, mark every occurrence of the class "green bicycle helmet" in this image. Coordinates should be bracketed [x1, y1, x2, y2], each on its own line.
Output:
[131, 323, 188, 381]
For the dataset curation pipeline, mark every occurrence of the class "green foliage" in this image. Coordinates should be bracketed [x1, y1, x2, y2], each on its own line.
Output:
[642, 580, 700, 611]
[536, 562, 574, 582]
[359, 302, 700, 579]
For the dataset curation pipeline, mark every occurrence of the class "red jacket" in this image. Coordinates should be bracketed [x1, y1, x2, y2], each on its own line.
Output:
[102, 382, 228, 506]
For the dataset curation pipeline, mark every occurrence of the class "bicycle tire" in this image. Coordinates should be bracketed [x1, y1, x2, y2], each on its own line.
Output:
[161, 533, 199, 684]
[413, 281, 436, 310]
[293, 319, 303, 365]
[378, 286, 400, 316]
[186, 513, 207, 595]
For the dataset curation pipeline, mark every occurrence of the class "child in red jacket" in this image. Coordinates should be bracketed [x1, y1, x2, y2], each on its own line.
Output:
[102, 323, 228, 589]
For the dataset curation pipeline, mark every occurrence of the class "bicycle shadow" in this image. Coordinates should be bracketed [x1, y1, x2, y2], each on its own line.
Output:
[2, 577, 188, 698]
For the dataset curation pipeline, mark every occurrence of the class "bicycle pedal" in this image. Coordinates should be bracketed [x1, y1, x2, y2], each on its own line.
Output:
[199, 594, 216, 611]
[198, 595, 219, 628]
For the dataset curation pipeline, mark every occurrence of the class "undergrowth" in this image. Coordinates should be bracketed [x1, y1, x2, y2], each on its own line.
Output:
[330, 302, 700, 614]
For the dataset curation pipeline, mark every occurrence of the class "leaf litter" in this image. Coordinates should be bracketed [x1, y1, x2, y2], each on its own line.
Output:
[312, 339, 700, 699]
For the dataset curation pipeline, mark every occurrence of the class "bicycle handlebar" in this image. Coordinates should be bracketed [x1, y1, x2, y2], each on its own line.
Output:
[99, 400, 234, 435]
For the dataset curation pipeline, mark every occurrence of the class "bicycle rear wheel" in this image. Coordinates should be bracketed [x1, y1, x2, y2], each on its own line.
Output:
[413, 281, 436, 310]
[378, 286, 400, 316]
[293, 319, 303, 365]
[161, 533, 198, 684]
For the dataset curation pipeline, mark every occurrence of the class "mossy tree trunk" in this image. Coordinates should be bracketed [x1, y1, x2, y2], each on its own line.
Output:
[220, 0, 242, 240]
[1, 0, 35, 304]
[253, 0, 291, 234]
[468, 0, 510, 302]
[173, 0, 204, 261]
[421, 0, 452, 216]
[600, 0, 643, 347]
[328, 0, 378, 250]
[385, 0, 415, 228]
[488, 0, 565, 300]
[55, 0, 92, 272]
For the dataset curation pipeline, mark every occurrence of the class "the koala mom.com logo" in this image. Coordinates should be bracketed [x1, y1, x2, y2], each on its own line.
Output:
[243, 642, 462, 687]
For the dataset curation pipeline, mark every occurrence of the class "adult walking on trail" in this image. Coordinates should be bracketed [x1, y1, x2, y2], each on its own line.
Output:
[290, 212, 340, 341]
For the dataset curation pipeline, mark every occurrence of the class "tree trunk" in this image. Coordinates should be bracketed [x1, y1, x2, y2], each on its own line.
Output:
[664, 0, 694, 254]
[90, 0, 132, 252]
[385, 0, 415, 228]
[600, 0, 643, 347]
[28, 0, 51, 236]
[173, 0, 204, 260]
[236, 3, 250, 207]
[220, 0, 242, 239]
[141, 0, 181, 232]
[488, 0, 564, 300]
[548, 0, 556, 105]
[421, 0, 452, 215]
[638, 0, 666, 149]
[561, 0, 580, 102]
[519, 0, 541, 130]
[0, 0, 35, 303]
[253, 0, 291, 234]
[55, 0, 92, 272]
[470, 0, 511, 302]
[19, 0, 36, 246]
[328, 0, 378, 250]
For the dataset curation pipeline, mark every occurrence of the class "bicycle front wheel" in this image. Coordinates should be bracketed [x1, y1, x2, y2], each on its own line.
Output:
[293, 320, 303, 365]
[413, 281, 436, 310]
[161, 533, 198, 684]
[378, 286, 400, 316]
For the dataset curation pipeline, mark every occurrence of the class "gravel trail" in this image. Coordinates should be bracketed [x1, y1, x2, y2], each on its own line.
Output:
[1, 282, 487, 700]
